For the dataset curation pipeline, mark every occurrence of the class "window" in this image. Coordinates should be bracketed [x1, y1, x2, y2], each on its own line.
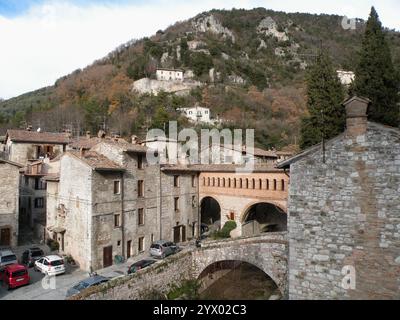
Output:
[174, 197, 180, 212]
[34, 198, 44, 208]
[252, 179, 256, 189]
[230, 212, 235, 220]
[138, 180, 144, 197]
[266, 179, 270, 190]
[114, 214, 121, 228]
[151, 234, 154, 243]
[24, 176, 29, 186]
[192, 175, 196, 187]
[117, 240, 121, 247]
[113, 180, 121, 194]
[138, 208, 144, 226]
[173, 176, 180, 187]
[138, 237, 145, 253]
[192, 196, 196, 208]
[137, 155, 143, 169]
[217, 178, 220, 187]
[239, 179, 242, 188]
[207, 177, 210, 186]
[259, 179, 262, 189]
[245, 179, 249, 189]
[273, 179, 277, 191]
[34, 178, 46, 190]
[202, 177, 206, 186]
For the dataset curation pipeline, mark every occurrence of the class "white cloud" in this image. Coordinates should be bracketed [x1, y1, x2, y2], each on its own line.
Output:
[0, 0, 398, 99]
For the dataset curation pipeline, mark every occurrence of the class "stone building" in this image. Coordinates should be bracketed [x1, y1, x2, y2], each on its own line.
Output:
[278, 96, 400, 299]
[0, 159, 22, 247]
[4, 129, 69, 165]
[177, 105, 213, 124]
[46, 140, 200, 271]
[156, 68, 184, 81]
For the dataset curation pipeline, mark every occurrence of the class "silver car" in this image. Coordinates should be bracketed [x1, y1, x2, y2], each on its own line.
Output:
[0, 249, 18, 268]
[149, 240, 178, 259]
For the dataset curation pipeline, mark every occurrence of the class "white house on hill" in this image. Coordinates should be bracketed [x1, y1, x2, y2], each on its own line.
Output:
[156, 69, 184, 81]
[178, 105, 213, 124]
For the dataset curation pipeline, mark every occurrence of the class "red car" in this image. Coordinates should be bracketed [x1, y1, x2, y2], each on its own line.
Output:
[0, 264, 30, 290]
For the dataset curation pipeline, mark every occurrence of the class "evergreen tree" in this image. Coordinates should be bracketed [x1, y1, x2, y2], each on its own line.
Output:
[300, 51, 345, 149]
[352, 7, 400, 127]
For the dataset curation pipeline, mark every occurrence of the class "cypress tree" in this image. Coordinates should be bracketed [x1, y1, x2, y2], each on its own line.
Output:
[300, 51, 345, 149]
[352, 7, 400, 127]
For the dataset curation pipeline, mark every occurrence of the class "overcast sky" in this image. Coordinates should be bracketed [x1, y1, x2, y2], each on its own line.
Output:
[0, 0, 399, 99]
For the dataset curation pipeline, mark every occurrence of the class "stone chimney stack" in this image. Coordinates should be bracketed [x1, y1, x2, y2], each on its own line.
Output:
[131, 135, 138, 145]
[343, 96, 370, 136]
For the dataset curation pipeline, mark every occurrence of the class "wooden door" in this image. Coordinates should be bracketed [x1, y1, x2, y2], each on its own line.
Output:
[127, 241, 132, 259]
[173, 226, 180, 243]
[103, 246, 113, 268]
[182, 225, 186, 242]
[0, 228, 11, 246]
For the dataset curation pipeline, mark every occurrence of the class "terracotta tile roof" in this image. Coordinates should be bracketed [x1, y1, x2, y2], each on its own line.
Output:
[201, 143, 278, 158]
[69, 137, 104, 150]
[97, 140, 149, 154]
[161, 163, 284, 173]
[68, 151, 124, 171]
[6, 129, 70, 144]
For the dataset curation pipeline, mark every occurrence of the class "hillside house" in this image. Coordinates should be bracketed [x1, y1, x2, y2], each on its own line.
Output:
[156, 68, 184, 81]
[177, 105, 213, 124]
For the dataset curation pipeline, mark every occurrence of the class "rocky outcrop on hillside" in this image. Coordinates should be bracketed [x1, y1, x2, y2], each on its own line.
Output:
[192, 14, 236, 43]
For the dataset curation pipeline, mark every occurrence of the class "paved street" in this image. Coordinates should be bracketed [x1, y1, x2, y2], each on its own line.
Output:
[0, 241, 193, 300]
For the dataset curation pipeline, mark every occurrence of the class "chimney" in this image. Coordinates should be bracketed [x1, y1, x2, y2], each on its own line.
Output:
[343, 96, 370, 137]
[131, 135, 138, 145]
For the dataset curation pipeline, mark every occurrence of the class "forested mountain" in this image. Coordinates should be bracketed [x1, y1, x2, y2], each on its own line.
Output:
[1, 7, 399, 149]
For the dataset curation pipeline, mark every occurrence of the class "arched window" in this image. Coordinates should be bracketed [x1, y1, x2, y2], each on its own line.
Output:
[207, 177, 210, 186]
[234, 178, 237, 188]
[252, 179, 256, 189]
[203, 177, 206, 186]
[212, 178, 215, 187]
[217, 178, 220, 187]
[245, 179, 249, 189]
[222, 178, 226, 187]
[281, 179, 285, 191]
[259, 179, 262, 189]
[228, 178, 231, 188]
[273, 179, 277, 190]
[266, 179, 269, 190]
[239, 179, 243, 188]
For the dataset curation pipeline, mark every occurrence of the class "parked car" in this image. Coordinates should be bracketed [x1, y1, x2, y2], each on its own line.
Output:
[66, 275, 110, 298]
[34, 255, 65, 276]
[149, 240, 179, 259]
[21, 247, 45, 267]
[127, 259, 156, 274]
[0, 249, 18, 268]
[0, 264, 30, 290]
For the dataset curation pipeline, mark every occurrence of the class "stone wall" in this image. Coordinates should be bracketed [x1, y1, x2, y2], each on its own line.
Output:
[288, 122, 400, 300]
[72, 250, 193, 300]
[7, 141, 64, 165]
[0, 161, 20, 247]
[72, 234, 288, 300]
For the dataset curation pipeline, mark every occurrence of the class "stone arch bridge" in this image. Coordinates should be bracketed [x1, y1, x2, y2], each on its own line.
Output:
[73, 232, 288, 300]
[192, 232, 288, 296]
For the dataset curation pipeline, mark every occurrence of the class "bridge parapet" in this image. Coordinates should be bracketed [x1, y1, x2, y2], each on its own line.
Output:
[192, 232, 288, 296]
